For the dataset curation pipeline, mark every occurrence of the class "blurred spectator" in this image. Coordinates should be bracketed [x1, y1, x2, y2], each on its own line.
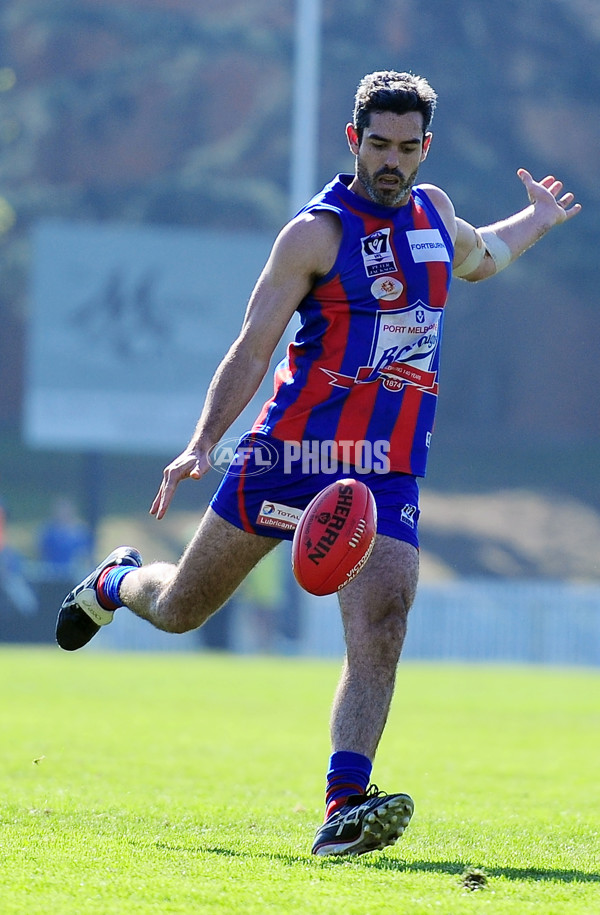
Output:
[0, 500, 38, 623]
[38, 497, 93, 577]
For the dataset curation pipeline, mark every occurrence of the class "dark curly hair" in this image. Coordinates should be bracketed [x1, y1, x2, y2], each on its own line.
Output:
[353, 70, 437, 142]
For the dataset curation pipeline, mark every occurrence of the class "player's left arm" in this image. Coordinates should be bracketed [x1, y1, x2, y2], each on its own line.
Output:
[452, 169, 582, 282]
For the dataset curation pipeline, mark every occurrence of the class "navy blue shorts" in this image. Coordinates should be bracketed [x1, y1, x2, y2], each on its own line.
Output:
[209, 433, 420, 548]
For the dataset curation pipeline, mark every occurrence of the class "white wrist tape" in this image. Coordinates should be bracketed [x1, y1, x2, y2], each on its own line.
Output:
[453, 229, 485, 277]
[480, 229, 512, 273]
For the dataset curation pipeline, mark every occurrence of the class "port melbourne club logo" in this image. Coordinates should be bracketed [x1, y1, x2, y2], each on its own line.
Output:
[322, 300, 442, 394]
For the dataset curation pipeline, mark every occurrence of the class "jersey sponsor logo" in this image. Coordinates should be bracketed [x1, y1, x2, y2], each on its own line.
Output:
[256, 500, 303, 532]
[360, 228, 397, 277]
[371, 276, 404, 301]
[321, 300, 441, 394]
[406, 229, 450, 263]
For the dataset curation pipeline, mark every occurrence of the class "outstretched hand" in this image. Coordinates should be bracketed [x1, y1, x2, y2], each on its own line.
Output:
[150, 447, 209, 520]
[517, 168, 582, 226]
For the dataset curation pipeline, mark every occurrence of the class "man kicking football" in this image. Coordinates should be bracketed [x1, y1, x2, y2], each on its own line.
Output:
[56, 70, 581, 856]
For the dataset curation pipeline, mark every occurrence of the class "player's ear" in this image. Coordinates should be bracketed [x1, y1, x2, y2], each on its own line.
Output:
[421, 132, 433, 161]
[346, 123, 359, 155]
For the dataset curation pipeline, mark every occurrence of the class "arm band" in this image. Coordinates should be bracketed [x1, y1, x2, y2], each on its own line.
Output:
[453, 229, 485, 278]
[480, 229, 512, 273]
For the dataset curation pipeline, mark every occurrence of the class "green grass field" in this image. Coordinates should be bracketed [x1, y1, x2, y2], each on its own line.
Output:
[1, 647, 598, 914]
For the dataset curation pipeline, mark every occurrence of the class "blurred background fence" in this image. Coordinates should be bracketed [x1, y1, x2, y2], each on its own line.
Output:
[2, 561, 600, 667]
[301, 581, 600, 666]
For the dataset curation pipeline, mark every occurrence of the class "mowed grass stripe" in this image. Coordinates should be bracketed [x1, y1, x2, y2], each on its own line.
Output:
[1, 647, 598, 914]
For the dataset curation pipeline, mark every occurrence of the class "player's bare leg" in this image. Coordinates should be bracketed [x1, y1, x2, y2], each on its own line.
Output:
[332, 534, 419, 758]
[120, 509, 280, 632]
[311, 535, 418, 855]
[56, 509, 280, 649]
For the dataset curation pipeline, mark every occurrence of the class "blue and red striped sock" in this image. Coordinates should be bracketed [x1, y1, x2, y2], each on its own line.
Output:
[96, 566, 134, 611]
[325, 750, 372, 820]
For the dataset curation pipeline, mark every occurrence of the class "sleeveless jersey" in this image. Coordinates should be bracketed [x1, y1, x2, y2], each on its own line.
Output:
[251, 174, 454, 477]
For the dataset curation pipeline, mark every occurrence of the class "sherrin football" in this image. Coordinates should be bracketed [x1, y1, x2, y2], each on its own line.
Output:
[292, 479, 377, 596]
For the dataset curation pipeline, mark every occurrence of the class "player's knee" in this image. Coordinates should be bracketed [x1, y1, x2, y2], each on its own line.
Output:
[155, 598, 209, 633]
[375, 589, 412, 627]
[367, 593, 412, 655]
[154, 586, 221, 634]
[384, 598, 409, 634]
[161, 612, 197, 634]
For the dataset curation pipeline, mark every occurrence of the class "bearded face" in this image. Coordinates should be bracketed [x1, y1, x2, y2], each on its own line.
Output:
[347, 110, 431, 208]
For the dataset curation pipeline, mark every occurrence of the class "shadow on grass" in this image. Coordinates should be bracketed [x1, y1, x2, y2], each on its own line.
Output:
[152, 842, 599, 885]
[363, 857, 600, 884]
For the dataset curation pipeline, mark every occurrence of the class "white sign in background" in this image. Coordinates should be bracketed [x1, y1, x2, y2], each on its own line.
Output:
[25, 220, 291, 454]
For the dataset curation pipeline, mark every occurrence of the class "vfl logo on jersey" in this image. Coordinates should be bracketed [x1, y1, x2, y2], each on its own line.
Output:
[361, 228, 397, 277]
[321, 300, 442, 395]
[406, 229, 451, 263]
[401, 504, 418, 528]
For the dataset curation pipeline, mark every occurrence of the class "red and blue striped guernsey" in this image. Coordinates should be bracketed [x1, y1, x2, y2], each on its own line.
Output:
[252, 174, 454, 477]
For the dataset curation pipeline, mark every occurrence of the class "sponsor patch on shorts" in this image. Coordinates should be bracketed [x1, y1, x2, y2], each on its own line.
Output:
[401, 503, 418, 528]
[256, 500, 303, 532]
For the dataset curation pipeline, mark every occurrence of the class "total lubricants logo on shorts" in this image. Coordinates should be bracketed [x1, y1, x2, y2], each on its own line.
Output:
[256, 500, 303, 532]
[208, 435, 279, 476]
[321, 300, 442, 394]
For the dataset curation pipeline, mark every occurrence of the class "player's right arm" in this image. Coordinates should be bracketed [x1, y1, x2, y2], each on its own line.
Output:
[150, 210, 342, 519]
